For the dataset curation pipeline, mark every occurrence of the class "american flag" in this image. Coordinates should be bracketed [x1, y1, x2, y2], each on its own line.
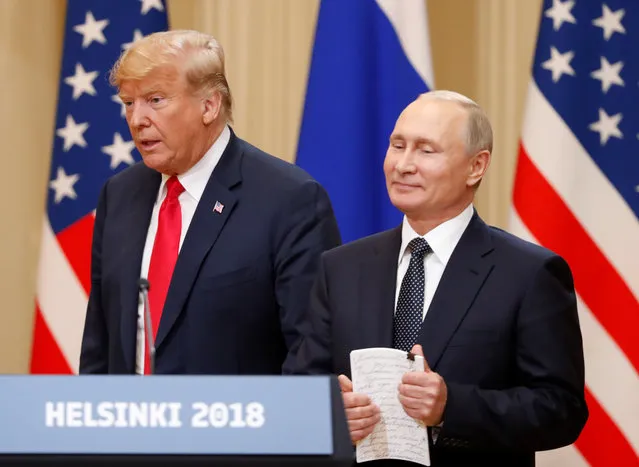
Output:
[509, 0, 639, 465]
[213, 200, 225, 214]
[30, 0, 168, 374]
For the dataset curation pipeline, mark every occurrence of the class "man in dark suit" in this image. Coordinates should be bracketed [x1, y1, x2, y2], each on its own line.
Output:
[79, 30, 340, 375]
[290, 91, 588, 466]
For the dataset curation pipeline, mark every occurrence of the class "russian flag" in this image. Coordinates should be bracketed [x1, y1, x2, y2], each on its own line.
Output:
[296, 0, 435, 243]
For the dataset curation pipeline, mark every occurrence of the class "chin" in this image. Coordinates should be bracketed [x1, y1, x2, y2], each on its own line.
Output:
[389, 194, 421, 215]
[141, 154, 172, 174]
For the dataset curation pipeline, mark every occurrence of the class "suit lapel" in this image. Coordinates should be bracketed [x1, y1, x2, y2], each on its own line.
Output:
[119, 167, 161, 372]
[358, 227, 402, 349]
[418, 213, 495, 369]
[154, 133, 243, 349]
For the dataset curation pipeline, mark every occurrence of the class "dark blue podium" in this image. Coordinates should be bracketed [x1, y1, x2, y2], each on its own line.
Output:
[0, 375, 353, 466]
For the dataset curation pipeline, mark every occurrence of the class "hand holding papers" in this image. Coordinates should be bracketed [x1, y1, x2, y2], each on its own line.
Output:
[349, 347, 431, 466]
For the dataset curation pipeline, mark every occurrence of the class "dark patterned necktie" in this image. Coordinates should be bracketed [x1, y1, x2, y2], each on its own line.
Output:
[393, 237, 432, 352]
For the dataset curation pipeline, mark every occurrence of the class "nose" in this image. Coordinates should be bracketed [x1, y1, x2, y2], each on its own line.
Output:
[395, 150, 417, 174]
[128, 101, 151, 128]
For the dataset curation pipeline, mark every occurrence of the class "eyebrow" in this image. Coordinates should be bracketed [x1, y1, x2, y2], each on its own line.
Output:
[390, 134, 436, 146]
[414, 137, 437, 146]
[119, 87, 166, 100]
[141, 87, 165, 96]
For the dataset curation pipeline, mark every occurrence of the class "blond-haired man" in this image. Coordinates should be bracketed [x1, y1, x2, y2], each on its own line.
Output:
[80, 30, 340, 375]
[291, 91, 587, 466]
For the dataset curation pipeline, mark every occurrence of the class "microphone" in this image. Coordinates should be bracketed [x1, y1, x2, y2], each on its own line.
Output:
[137, 278, 155, 375]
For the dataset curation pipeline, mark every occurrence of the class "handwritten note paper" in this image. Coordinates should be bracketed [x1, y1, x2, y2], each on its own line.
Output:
[350, 347, 430, 466]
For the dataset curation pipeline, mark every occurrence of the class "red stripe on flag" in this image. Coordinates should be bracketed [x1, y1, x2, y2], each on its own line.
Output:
[574, 388, 639, 466]
[56, 214, 95, 296]
[513, 143, 639, 373]
[29, 303, 73, 374]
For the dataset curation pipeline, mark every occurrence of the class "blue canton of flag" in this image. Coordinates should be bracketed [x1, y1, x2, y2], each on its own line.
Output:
[535, 0, 639, 216]
[295, 0, 434, 243]
[48, 0, 169, 234]
[31, 0, 168, 375]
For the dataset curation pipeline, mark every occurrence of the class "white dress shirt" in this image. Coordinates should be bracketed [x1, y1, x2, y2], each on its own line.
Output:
[394, 203, 475, 320]
[135, 125, 231, 374]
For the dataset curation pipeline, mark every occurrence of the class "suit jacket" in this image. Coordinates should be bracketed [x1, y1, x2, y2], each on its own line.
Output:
[290, 211, 588, 467]
[79, 130, 341, 374]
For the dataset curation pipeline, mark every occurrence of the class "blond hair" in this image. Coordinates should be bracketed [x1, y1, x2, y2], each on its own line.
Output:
[418, 90, 492, 155]
[110, 30, 233, 123]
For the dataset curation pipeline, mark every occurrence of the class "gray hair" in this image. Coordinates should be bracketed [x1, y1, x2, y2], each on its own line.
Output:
[418, 90, 493, 155]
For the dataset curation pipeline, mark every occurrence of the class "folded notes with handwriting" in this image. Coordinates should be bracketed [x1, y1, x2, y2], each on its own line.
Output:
[350, 347, 430, 466]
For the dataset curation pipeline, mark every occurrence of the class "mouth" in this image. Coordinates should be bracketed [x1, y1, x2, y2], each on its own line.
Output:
[392, 181, 420, 190]
[138, 140, 161, 151]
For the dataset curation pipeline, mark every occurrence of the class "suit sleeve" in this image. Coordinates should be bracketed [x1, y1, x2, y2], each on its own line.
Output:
[78, 180, 109, 374]
[273, 180, 341, 374]
[282, 252, 335, 375]
[440, 255, 588, 451]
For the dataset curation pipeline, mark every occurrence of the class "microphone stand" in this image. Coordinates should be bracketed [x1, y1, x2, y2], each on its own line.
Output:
[138, 278, 155, 375]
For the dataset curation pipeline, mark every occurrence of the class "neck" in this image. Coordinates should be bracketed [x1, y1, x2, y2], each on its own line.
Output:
[203, 120, 226, 154]
[406, 200, 472, 236]
[173, 121, 225, 175]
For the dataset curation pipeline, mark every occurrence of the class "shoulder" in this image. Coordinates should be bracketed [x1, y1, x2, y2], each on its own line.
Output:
[95, 163, 158, 211]
[322, 228, 399, 264]
[485, 223, 573, 284]
[102, 161, 156, 193]
[236, 137, 318, 190]
[488, 224, 560, 264]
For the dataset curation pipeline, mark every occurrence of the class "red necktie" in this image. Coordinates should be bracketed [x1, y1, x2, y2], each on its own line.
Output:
[145, 176, 185, 374]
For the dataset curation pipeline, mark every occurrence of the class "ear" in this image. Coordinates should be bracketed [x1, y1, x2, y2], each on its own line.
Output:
[202, 91, 222, 125]
[467, 150, 490, 187]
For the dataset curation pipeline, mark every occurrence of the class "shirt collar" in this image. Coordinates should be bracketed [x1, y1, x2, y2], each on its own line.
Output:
[398, 203, 475, 267]
[156, 124, 231, 203]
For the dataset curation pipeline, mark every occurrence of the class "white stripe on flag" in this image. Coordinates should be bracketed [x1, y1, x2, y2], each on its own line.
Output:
[521, 81, 639, 302]
[536, 445, 589, 467]
[511, 208, 639, 456]
[375, 0, 435, 89]
[36, 217, 87, 374]
[577, 293, 639, 457]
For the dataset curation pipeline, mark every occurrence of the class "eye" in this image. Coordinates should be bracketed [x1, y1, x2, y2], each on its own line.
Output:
[149, 96, 164, 104]
[419, 144, 435, 154]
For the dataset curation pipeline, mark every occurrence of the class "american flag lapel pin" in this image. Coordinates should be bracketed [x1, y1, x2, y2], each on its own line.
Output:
[213, 200, 224, 214]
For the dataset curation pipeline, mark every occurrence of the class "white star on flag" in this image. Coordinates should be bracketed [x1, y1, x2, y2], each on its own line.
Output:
[64, 63, 98, 100]
[140, 0, 164, 15]
[592, 4, 626, 41]
[49, 167, 80, 204]
[73, 11, 109, 48]
[590, 57, 624, 93]
[122, 29, 145, 50]
[542, 46, 576, 82]
[111, 94, 127, 117]
[545, 0, 576, 31]
[589, 108, 623, 145]
[102, 133, 137, 169]
[56, 115, 89, 152]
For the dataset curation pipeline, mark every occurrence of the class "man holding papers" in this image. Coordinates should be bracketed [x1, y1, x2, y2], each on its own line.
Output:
[290, 91, 588, 466]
